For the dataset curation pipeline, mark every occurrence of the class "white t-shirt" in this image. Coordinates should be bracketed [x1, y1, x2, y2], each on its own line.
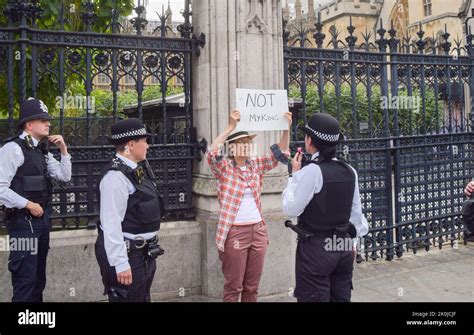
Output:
[233, 166, 263, 225]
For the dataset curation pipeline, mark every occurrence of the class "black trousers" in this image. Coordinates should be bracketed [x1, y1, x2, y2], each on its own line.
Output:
[294, 235, 354, 302]
[6, 209, 51, 303]
[95, 231, 156, 302]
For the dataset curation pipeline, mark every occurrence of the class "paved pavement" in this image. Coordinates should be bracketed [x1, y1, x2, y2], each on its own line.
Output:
[162, 243, 474, 302]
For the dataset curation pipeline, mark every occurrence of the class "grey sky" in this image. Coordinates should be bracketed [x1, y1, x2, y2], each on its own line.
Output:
[142, 0, 186, 22]
[284, 0, 331, 11]
[136, 0, 332, 23]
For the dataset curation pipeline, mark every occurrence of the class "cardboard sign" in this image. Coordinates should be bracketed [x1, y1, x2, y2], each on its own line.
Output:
[235, 89, 289, 132]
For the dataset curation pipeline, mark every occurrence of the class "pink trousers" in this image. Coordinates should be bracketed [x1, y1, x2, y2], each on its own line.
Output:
[218, 222, 268, 302]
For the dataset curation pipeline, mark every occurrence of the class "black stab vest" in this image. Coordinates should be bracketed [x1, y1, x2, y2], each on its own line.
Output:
[7, 137, 53, 208]
[98, 157, 164, 234]
[298, 159, 356, 232]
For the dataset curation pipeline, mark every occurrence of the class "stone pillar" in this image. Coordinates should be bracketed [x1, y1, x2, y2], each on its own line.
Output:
[192, 0, 296, 299]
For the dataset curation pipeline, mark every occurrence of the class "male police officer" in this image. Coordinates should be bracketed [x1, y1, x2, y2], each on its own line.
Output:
[0, 98, 71, 302]
[95, 118, 164, 302]
[282, 113, 368, 302]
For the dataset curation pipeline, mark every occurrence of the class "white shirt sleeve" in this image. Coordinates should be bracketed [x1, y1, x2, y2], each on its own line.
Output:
[350, 167, 369, 249]
[100, 171, 132, 273]
[46, 153, 72, 182]
[0, 142, 28, 209]
[282, 164, 323, 218]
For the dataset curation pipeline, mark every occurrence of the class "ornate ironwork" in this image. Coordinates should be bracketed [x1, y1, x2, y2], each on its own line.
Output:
[284, 13, 473, 261]
[0, 0, 205, 226]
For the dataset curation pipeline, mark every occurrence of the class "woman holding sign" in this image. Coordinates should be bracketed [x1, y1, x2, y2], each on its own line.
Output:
[207, 109, 292, 302]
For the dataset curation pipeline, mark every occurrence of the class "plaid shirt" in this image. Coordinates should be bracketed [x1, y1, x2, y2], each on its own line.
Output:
[207, 149, 279, 251]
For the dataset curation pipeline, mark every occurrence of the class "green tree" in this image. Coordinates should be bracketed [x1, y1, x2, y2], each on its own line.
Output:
[0, 0, 135, 118]
[289, 83, 443, 138]
[91, 85, 185, 117]
[142, 84, 184, 102]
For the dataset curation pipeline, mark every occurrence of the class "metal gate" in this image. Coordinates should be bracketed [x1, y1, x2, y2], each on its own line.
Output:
[283, 18, 474, 260]
[0, 0, 205, 229]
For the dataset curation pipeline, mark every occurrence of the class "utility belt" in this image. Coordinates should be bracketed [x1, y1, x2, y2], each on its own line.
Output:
[98, 227, 165, 261]
[126, 236, 165, 261]
[2, 198, 50, 218]
[3, 207, 28, 220]
[2, 206, 49, 233]
[286, 219, 357, 241]
[305, 223, 356, 238]
[126, 236, 157, 250]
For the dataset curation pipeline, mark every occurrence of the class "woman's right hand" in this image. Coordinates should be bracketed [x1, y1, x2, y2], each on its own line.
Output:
[229, 110, 241, 129]
[465, 181, 474, 198]
[210, 110, 241, 153]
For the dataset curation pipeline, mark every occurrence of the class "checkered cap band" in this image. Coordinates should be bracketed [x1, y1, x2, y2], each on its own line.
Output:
[111, 127, 147, 140]
[306, 125, 339, 142]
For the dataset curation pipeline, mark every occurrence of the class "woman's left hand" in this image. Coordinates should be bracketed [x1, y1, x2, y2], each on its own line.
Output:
[284, 111, 292, 128]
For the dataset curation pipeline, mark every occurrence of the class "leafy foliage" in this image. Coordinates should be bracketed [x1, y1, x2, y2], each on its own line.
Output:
[0, 0, 135, 118]
[289, 83, 442, 137]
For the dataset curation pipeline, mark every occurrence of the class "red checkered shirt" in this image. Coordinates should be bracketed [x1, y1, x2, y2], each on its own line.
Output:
[207, 149, 279, 251]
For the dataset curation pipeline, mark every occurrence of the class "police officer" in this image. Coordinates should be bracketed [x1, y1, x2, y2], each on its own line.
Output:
[463, 180, 474, 241]
[282, 113, 368, 302]
[0, 98, 71, 302]
[95, 118, 164, 302]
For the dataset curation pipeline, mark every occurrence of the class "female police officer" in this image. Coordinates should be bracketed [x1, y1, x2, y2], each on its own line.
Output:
[95, 118, 164, 302]
[282, 113, 368, 302]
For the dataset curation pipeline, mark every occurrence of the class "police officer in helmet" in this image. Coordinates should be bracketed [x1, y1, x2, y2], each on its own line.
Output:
[282, 113, 368, 302]
[95, 118, 165, 302]
[0, 98, 71, 302]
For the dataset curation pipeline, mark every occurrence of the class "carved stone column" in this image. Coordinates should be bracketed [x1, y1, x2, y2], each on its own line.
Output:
[192, 0, 295, 298]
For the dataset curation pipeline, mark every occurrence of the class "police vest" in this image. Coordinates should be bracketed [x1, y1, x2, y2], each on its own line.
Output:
[298, 159, 356, 231]
[98, 157, 164, 235]
[6, 137, 53, 208]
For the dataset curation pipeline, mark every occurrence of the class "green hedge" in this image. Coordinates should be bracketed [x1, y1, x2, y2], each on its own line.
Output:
[289, 83, 442, 137]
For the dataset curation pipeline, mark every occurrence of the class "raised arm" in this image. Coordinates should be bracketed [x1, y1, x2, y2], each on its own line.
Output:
[277, 111, 292, 152]
[207, 110, 240, 178]
[210, 110, 240, 153]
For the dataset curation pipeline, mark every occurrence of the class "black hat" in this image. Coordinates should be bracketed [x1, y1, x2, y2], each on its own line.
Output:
[108, 118, 153, 145]
[225, 131, 257, 143]
[298, 113, 344, 147]
[18, 98, 52, 129]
